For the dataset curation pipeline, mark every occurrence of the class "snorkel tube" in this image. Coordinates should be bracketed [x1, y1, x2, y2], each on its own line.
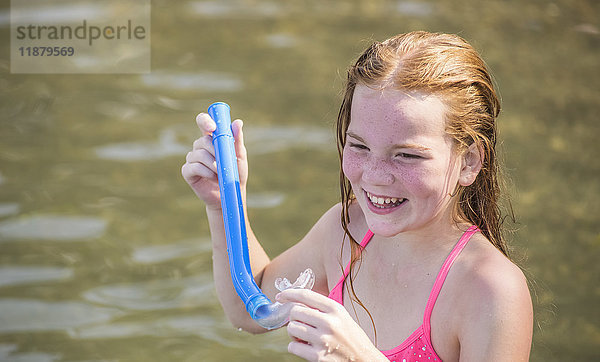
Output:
[208, 102, 314, 330]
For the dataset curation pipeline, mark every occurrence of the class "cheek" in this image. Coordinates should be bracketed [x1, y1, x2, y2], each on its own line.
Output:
[398, 163, 447, 196]
[342, 149, 362, 182]
[397, 167, 429, 192]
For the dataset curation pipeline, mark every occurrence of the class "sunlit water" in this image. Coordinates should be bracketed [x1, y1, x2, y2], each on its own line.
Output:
[0, 0, 598, 361]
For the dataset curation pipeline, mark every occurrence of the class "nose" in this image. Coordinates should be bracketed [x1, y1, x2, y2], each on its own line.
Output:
[362, 157, 395, 186]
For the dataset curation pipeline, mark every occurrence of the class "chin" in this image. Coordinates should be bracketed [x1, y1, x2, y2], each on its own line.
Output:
[364, 218, 407, 238]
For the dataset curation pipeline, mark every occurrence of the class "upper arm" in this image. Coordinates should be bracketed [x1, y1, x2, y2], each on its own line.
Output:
[260, 203, 343, 299]
[458, 261, 533, 361]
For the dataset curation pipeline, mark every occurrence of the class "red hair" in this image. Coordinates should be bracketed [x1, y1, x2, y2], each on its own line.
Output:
[336, 31, 512, 335]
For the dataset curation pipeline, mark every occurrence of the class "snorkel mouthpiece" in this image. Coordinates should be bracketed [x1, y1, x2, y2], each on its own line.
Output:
[208, 102, 314, 330]
[247, 294, 272, 319]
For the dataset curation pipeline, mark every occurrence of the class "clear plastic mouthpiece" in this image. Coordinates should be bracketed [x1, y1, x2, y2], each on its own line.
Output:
[254, 268, 315, 330]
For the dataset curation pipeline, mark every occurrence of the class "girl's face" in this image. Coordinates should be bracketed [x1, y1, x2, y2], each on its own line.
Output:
[343, 85, 463, 237]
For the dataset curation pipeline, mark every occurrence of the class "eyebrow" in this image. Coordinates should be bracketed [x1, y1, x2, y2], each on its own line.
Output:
[346, 131, 432, 151]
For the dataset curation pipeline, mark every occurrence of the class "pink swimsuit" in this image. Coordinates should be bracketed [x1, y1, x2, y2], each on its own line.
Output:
[328, 225, 479, 362]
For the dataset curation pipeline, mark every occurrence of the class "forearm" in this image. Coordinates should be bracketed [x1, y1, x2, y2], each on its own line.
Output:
[205, 200, 271, 333]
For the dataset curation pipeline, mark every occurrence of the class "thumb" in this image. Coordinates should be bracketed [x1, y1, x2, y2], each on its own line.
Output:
[231, 119, 247, 161]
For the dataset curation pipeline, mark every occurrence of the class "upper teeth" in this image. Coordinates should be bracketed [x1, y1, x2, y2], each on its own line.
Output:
[367, 192, 400, 205]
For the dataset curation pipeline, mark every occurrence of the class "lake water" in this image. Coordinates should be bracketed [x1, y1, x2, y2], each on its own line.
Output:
[1, 0, 598, 361]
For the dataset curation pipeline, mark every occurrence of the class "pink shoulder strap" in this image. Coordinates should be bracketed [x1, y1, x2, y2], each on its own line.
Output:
[423, 225, 479, 333]
[328, 229, 373, 304]
[340, 229, 374, 279]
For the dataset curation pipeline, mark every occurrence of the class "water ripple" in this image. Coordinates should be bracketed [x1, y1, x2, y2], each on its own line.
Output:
[69, 314, 287, 353]
[0, 344, 60, 362]
[0, 203, 20, 218]
[396, 1, 434, 17]
[0, 266, 74, 287]
[95, 129, 187, 161]
[131, 238, 211, 264]
[265, 33, 299, 48]
[0, 215, 107, 242]
[189, 1, 284, 18]
[69, 314, 223, 341]
[244, 125, 332, 155]
[8, 3, 108, 25]
[247, 192, 285, 208]
[95, 101, 140, 121]
[82, 275, 214, 311]
[141, 71, 243, 92]
[0, 299, 123, 333]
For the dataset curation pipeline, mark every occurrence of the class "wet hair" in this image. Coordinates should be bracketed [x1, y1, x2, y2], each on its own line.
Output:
[336, 31, 511, 335]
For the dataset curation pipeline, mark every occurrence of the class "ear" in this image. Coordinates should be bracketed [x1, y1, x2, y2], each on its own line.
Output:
[458, 142, 483, 187]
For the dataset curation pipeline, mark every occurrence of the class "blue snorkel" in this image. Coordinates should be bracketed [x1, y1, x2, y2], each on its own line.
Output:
[208, 102, 314, 330]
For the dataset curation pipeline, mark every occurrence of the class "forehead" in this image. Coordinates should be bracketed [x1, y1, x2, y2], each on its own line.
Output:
[349, 85, 448, 142]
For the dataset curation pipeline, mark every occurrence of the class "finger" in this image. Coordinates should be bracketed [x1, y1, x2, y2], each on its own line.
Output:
[185, 148, 214, 164]
[196, 113, 216, 135]
[288, 340, 317, 361]
[181, 162, 217, 182]
[231, 119, 247, 161]
[192, 135, 215, 156]
[278, 289, 340, 314]
[185, 149, 217, 173]
[288, 304, 327, 330]
[287, 320, 316, 344]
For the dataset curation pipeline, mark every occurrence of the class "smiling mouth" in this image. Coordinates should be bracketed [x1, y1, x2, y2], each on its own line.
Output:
[365, 191, 407, 209]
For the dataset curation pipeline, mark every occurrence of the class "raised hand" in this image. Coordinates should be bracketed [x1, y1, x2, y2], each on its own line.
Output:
[181, 113, 248, 209]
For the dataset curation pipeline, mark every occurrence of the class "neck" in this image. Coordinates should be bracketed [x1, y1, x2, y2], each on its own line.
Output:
[372, 207, 469, 257]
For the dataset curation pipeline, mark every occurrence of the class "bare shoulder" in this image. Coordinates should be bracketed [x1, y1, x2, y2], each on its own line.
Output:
[448, 233, 533, 360]
[456, 233, 530, 300]
[305, 201, 366, 251]
[321, 201, 368, 255]
[308, 202, 369, 293]
[308, 202, 348, 266]
[303, 202, 346, 249]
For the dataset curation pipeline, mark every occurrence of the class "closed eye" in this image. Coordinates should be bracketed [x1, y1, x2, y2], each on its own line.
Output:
[397, 152, 423, 159]
[348, 142, 369, 151]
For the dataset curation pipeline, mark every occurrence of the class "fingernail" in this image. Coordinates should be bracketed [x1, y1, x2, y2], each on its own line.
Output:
[275, 293, 281, 301]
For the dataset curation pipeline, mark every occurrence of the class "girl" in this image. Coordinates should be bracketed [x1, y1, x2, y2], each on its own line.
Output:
[182, 31, 533, 361]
